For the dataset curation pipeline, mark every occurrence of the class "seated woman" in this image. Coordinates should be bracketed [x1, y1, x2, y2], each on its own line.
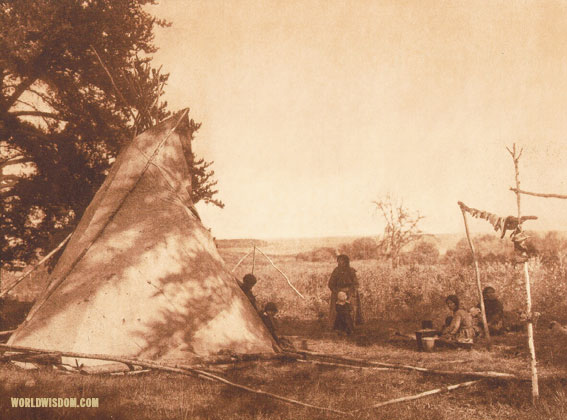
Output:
[481, 286, 504, 335]
[470, 286, 505, 336]
[442, 295, 475, 344]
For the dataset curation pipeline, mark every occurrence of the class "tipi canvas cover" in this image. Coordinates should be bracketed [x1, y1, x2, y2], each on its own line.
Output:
[8, 111, 276, 365]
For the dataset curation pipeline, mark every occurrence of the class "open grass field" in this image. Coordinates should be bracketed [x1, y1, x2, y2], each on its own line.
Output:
[2, 237, 567, 419]
[1, 320, 567, 420]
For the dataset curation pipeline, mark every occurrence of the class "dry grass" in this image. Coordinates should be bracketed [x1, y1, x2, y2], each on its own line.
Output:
[1, 320, 567, 420]
[2, 243, 567, 419]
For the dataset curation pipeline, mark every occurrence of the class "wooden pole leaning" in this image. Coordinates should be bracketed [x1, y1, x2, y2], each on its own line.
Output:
[256, 247, 304, 299]
[0, 233, 72, 299]
[458, 203, 491, 347]
[252, 243, 256, 274]
[231, 250, 252, 273]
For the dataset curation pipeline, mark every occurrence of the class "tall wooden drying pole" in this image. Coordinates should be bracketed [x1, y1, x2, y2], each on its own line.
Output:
[507, 144, 539, 403]
[252, 244, 256, 274]
[458, 203, 491, 346]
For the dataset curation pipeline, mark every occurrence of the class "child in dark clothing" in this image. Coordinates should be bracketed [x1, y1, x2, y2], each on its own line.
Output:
[333, 291, 354, 335]
[260, 302, 279, 344]
[260, 302, 294, 349]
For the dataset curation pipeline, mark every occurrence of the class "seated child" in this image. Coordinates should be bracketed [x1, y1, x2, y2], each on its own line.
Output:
[260, 302, 294, 349]
[333, 291, 354, 335]
[260, 302, 279, 343]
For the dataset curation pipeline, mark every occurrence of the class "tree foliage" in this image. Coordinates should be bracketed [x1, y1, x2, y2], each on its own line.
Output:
[373, 194, 424, 267]
[403, 240, 439, 265]
[0, 0, 223, 269]
[339, 237, 379, 260]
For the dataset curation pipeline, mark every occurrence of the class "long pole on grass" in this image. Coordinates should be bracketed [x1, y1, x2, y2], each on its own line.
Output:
[458, 203, 491, 346]
[507, 144, 539, 403]
[0, 344, 349, 416]
[355, 379, 482, 411]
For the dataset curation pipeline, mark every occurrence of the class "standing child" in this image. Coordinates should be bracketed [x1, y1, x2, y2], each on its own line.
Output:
[333, 291, 354, 335]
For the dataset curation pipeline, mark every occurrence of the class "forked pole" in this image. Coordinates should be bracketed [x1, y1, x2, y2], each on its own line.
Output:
[507, 144, 539, 404]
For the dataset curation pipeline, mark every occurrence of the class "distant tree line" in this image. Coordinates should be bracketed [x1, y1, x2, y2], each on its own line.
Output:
[296, 231, 567, 268]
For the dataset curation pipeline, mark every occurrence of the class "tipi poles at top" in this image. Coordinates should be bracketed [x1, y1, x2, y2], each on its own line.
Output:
[457, 204, 491, 346]
[507, 144, 539, 403]
[231, 250, 253, 273]
[231, 246, 304, 299]
[255, 247, 304, 299]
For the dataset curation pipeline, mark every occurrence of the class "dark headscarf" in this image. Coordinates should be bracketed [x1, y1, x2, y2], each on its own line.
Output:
[337, 254, 350, 266]
[446, 295, 460, 310]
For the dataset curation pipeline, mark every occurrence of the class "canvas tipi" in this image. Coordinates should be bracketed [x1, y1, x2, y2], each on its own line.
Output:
[8, 111, 276, 365]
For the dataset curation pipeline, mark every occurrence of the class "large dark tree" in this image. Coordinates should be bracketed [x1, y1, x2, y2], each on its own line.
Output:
[0, 0, 222, 269]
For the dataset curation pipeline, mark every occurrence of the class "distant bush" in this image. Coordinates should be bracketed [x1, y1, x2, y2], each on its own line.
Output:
[400, 241, 439, 265]
[216, 239, 269, 249]
[338, 237, 379, 260]
[443, 235, 514, 266]
[295, 247, 336, 262]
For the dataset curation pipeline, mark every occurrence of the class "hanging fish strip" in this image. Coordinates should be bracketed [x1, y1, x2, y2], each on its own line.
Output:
[457, 201, 537, 255]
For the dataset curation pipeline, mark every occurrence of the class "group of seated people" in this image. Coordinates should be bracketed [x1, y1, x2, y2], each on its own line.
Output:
[441, 286, 504, 345]
[239, 254, 506, 350]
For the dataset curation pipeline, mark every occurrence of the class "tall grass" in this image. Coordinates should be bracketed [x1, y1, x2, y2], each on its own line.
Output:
[229, 251, 567, 327]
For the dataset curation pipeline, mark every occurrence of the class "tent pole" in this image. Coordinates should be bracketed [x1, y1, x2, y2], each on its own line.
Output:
[256, 247, 304, 298]
[458, 205, 491, 347]
[231, 250, 252, 273]
[0, 233, 72, 299]
[252, 244, 256, 274]
[507, 144, 539, 403]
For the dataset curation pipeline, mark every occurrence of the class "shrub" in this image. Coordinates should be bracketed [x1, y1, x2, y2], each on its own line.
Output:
[295, 247, 336, 262]
[338, 237, 379, 260]
[401, 241, 440, 265]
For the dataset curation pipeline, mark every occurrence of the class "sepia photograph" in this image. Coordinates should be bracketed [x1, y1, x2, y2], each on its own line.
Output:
[2, 1, 567, 419]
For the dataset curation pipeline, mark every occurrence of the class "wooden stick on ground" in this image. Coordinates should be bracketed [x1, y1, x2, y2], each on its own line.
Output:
[0, 344, 348, 416]
[288, 350, 517, 379]
[256, 247, 304, 299]
[507, 144, 539, 404]
[296, 359, 392, 371]
[355, 380, 482, 411]
[458, 202, 491, 347]
[0, 329, 16, 336]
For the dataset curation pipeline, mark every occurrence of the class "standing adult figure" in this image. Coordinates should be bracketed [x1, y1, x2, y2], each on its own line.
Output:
[328, 254, 363, 327]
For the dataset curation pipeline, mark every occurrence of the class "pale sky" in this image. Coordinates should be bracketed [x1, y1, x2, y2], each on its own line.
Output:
[149, 0, 567, 239]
